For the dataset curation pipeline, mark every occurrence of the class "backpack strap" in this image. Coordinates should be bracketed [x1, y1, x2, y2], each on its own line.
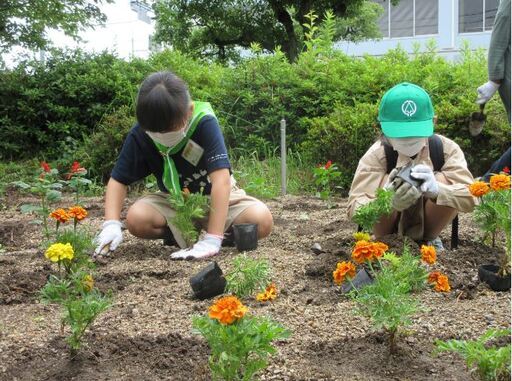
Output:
[428, 134, 444, 172]
[382, 140, 398, 174]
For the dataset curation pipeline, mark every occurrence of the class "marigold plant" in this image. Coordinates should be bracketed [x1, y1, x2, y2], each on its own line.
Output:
[352, 240, 389, 264]
[489, 174, 511, 191]
[333, 261, 356, 285]
[208, 295, 248, 325]
[256, 283, 278, 302]
[427, 271, 451, 292]
[82, 274, 94, 292]
[420, 245, 437, 265]
[353, 232, 371, 242]
[68, 206, 88, 221]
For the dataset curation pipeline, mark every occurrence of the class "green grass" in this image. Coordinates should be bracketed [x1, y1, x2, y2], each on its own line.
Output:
[231, 150, 314, 199]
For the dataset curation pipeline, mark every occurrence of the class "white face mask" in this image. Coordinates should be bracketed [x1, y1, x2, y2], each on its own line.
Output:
[388, 137, 427, 157]
[146, 128, 186, 148]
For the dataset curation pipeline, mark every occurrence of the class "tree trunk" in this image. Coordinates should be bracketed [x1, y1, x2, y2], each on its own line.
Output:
[267, 0, 299, 62]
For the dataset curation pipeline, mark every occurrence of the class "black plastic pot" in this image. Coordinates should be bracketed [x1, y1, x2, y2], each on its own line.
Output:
[341, 268, 374, 293]
[478, 264, 511, 292]
[233, 223, 258, 251]
[396, 164, 423, 188]
[189, 262, 226, 300]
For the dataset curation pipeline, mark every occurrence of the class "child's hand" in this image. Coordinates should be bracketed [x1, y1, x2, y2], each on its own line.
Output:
[170, 233, 222, 260]
[94, 220, 123, 257]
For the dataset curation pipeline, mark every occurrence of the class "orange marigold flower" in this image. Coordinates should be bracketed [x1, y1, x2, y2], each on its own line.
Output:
[468, 181, 490, 197]
[352, 240, 375, 264]
[420, 245, 437, 265]
[49, 208, 70, 223]
[371, 242, 388, 258]
[489, 174, 511, 191]
[256, 283, 278, 302]
[208, 296, 248, 325]
[68, 206, 88, 221]
[427, 271, 441, 283]
[434, 274, 451, 292]
[333, 261, 356, 285]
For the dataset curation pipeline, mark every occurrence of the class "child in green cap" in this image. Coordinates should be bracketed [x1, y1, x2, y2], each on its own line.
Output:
[348, 82, 476, 250]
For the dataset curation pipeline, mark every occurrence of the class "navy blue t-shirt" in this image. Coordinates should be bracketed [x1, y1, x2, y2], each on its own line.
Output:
[111, 115, 231, 194]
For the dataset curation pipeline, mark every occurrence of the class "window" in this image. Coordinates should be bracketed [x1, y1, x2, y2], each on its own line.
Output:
[374, 0, 438, 38]
[459, 0, 499, 33]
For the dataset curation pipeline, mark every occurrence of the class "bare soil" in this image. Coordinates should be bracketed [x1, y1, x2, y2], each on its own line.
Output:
[0, 194, 510, 381]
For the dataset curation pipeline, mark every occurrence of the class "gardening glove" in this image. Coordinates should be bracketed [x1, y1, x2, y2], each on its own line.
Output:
[384, 168, 401, 191]
[411, 164, 439, 199]
[94, 220, 123, 257]
[391, 182, 422, 212]
[476, 81, 500, 104]
[170, 233, 223, 260]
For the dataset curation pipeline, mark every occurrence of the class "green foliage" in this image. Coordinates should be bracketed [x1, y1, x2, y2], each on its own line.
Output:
[225, 254, 271, 298]
[435, 329, 511, 381]
[168, 190, 210, 246]
[192, 313, 290, 381]
[40, 271, 111, 351]
[0, 0, 111, 52]
[382, 245, 428, 292]
[312, 160, 342, 200]
[353, 188, 394, 233]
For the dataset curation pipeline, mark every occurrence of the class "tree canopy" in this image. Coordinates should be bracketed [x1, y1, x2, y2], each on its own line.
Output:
[0, 0, 112, 52]
[153, 0, 385, 62]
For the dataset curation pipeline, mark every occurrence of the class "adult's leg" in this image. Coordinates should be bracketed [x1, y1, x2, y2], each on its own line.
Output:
[232, 202, 273, 239]
[125, 200, 169, 239]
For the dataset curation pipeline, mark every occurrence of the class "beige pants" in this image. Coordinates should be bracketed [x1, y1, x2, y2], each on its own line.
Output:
[139, 185, 261, 248]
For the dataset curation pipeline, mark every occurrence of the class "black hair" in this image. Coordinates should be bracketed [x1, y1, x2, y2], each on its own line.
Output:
[136, 71, 191, 132]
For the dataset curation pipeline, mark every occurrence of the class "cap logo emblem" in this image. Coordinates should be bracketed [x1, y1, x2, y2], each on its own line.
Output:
[401, 100, 417, 117]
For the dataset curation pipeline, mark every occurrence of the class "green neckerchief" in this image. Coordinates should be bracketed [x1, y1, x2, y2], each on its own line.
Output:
[151, 101, 216, 197]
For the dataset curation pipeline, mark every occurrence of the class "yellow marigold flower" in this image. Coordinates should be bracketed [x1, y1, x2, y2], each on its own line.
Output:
[208, 296, 248, 325]
[353, 232, 371, 242]
[468, 181, 490, 197]
[44, 242, 74, 262]
[333, 261, 356, 285]
[68, 206, 88, 221]
[420, 245, 437, 265]
[83, 274, 94, 292]
[489, 174, 511, 191]
[256, 283, 278, 302]
[49, 208, 70, 223]
[434, 274, 451, 292]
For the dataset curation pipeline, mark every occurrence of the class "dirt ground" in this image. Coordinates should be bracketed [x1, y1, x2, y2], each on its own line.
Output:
[0, 193, 510, 381]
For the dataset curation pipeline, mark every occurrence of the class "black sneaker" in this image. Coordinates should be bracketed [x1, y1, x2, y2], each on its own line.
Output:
[162, 227, 177, 247]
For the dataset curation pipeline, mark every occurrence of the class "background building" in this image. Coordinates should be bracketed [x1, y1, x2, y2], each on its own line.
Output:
[337, 0, 498, 59]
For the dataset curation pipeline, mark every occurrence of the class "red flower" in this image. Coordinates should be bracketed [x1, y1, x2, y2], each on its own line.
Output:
[325, 160, 332, 170]
[503, 166, 510, 174]
[66, 161, 86, 179]
[40, 162, 51, 172]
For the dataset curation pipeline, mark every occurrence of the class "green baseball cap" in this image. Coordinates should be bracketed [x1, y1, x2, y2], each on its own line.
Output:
[378, 82, 434, 138]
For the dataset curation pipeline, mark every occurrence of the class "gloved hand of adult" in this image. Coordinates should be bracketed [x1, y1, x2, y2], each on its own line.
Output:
[94, 220, 123, 257]
[391, 182, 422, 211]
[170, 233, 223, 260]
[384, 168, 401, 191]
[476, 81, 500, 104]
[411, 164, 439, 199]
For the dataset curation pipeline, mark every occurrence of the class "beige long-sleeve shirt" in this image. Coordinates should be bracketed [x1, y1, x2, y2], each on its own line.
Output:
[347, 135, 476, 220]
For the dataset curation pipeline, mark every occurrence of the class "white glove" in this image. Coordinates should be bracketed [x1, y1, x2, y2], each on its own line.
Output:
[384, 168, 400, 191]
[411, 164, 439, 199]
[94, 220, 123, 256]
[170, 233, 223, 260]
[476, 81, 500, 104]
[392, 182, 422, 211]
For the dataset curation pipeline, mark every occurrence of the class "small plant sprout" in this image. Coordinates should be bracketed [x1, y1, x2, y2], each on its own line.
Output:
[469, 172, 511, 276]
[225, 254, 271, 299]
[353, 188, 394, 234]
[435, 328, 511, 381]
[168, 187, 210, 246]
[192, 296, 290, 380]
[312, 160, 342, 201]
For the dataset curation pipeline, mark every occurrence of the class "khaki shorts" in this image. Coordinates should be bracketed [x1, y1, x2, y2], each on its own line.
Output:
[138, 184, 262, 248]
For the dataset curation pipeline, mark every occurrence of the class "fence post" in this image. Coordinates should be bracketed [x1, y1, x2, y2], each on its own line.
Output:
[280, 118, 287, 196]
